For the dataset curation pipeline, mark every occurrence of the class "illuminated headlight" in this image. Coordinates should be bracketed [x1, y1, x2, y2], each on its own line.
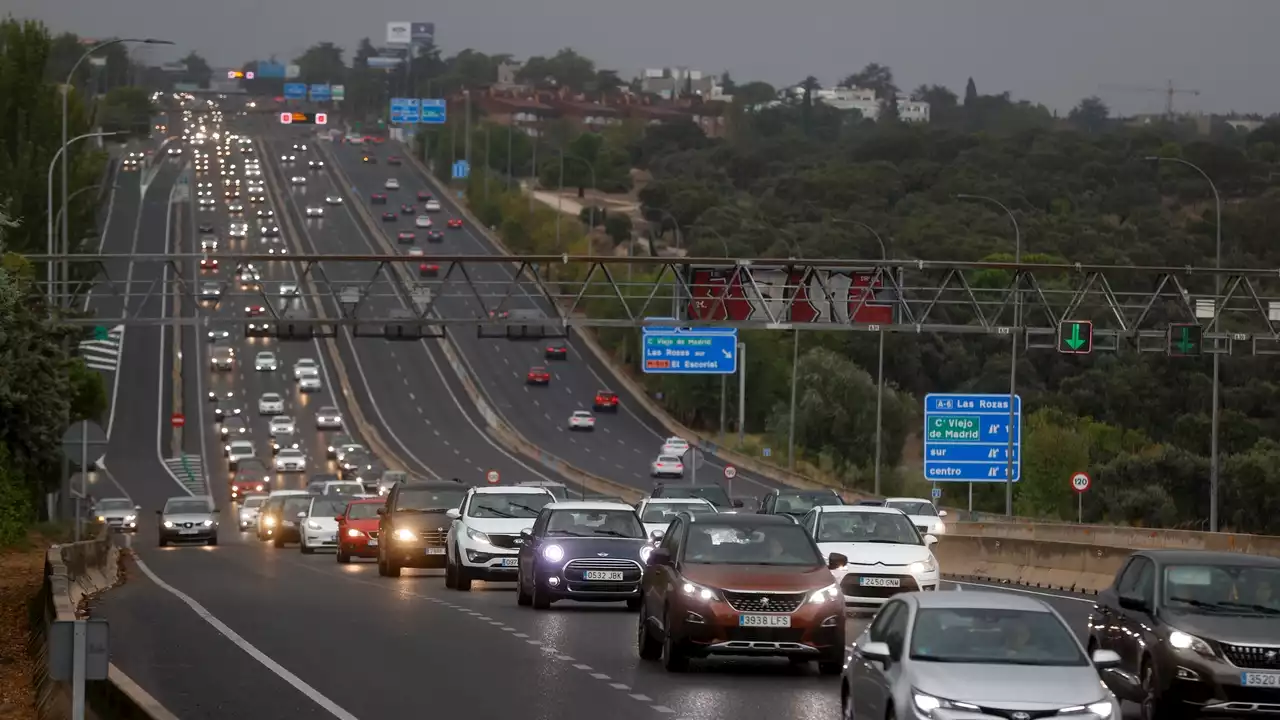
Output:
[640, 545, 654, 563]
[327, 445, 335, 453]
[202, 520, 214, 527]
[909, 557, 938, 574]
[681, 580, 718, 601]
[808, 583, 841, 604]
[913, 691, 980, 716]
[466, 527, 492, 545]
[1058, 701, 1115, 718]
[346, 528, 362, 538]
[1169, 630, 1215, 656]
[220, 428, 229, 436]
[264, 516, 276, 527]
[542, 544, 564, 562]
[307, 521, 321, 530]
[395, 528, 416, 542]
[124, 514, 136, 522]
[96, 515, 105, 522]
[162, 521, 174, 528]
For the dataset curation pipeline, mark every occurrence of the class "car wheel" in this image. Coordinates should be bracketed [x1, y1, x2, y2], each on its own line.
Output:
[207, 535, 218, 547]
[300, 537, 314, 554]
[1140, 656, 1186, 720]
[516, 569, 532, 607]
[272, 535, 284, 548]
[660, 609, 689, 672]
[637, 609, 661, 660]
[531, 577, 551, 610]
[158, 537, 167, 548]
[818, 658, 843, 675]
[444, 552, 458, 589]
[455, 549, 472, 592]
[337, 548, 350, 564]
[626, 596, 642, 611]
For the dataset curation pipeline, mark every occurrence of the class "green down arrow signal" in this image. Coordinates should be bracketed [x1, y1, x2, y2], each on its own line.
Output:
[1176, 327, 1196, 354]
[1065, 323, 1086, 350]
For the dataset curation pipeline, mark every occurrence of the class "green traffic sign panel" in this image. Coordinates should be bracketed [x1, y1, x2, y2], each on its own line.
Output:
[1168, 323, 1202, 357]
[92, 326, 109, 341]
[1057, 320, 1093, 355]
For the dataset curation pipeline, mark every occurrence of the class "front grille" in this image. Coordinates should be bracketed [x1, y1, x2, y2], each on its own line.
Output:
[723, 591, 806, 613]
[419, 530, 447, 546]
[840, 573, 921, 599]
[975, 708, 1059, 720]
[367, 531, 378, 539]
[489, 534, 523, 550]
[1222, 644, 1280, 670]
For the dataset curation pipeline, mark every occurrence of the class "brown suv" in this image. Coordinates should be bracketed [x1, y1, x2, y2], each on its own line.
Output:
[637, 513, 846, 673]
[376, 481, 468, 577]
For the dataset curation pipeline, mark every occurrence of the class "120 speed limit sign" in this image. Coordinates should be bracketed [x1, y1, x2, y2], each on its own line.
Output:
[1070, 472, 1091, 493]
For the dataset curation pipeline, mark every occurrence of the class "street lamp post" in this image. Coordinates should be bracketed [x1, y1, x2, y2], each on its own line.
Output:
[1146, 156, 1223, 532]
[957, 194, 1022, 517]
[47, 132, 122, 305]
[62, 38, 170, 307]
[54, 183, 110, 255]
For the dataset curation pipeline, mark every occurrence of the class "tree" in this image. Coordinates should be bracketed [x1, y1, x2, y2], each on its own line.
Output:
[734, 81, 776, 107]
[517, 48, 596, 91]
[1068, 96, 1111, 135]
[98, 86, 153, 136]
[293, 42, 346, 84]
[842, 63, 897, 98]
[963, 77, 978, 105]
[178, 51, 211, 87]
[604, 214, 633, 247]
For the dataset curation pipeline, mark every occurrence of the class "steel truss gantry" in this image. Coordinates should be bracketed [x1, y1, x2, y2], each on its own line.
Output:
[23, 253, 1280, 355]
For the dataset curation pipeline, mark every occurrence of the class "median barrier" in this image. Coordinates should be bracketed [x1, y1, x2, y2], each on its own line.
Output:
[952, 522, 1280, 556]
[937, 534, 1125, 594]
[33, 533, 179, 720]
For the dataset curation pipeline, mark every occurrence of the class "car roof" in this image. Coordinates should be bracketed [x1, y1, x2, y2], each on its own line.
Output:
[399, 481, 468, 491]
[884, 497, 934, 504]
[322, 480, 361, 485]
[815, 505, 904, 516]
[645, 497, 714, 505]
[348, 497, 385, 505]
[1134, 549, 1280, 567]
[688, 513, 795, 526]
[911, 590, 1053, 612]
[472, 485, 554, 495]
[268, 489, 311, 497]
[545, 501, 636, 511]
[773, 488, 840, 497]
[517, 481, 566, 487]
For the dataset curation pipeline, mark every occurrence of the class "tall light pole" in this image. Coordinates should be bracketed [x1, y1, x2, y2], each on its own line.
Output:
[775, 235, 805, 471]
[55, 183, 111, 251]
[957, 194, 1022, 517]
[48, 131, 122, 306]
[62, 38, 171, 307]
[1146, 155, 1223, 532]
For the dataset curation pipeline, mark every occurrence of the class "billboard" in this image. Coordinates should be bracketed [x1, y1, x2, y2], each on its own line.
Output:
[386, 21, 410, 44]
[367, 56, 402, 69]
[256, 61, 287, 79]
[308, 84, 331, 102]
[331, 85, 345, 101]
[410, 22, 435, 42]
[685, 267, 897, 324]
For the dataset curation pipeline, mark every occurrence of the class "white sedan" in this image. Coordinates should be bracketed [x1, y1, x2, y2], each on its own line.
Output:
[268, 416, 296, 436]
[325, 195, 343, 205]
[225, 440, 255, 464]
[274, 449, 307, 472]
[811, 505, 941, 610]
[423, 199, 441, 212]
[298, 375, 322, 392]
[661, 437, 690, 457]
[258, 393, 285, 415]
[406, 246, 424, 257]
[414, 215, 432, 228]
[315, 406, 343, 430]
[291, 176, 306, 185]
[254, 352, 278, 371]
[384, 178, 400, 190]
[650, 455, 684, 478]
[305, 206, 324, 217]
[568, 411, 596, 431]
[293, 358, 318, 379]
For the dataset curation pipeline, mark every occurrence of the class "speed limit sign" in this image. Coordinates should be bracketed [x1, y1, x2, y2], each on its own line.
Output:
[1070, 472, 1091, 493]
[723, 465, 737, 480]
[486, 469, 500, 484]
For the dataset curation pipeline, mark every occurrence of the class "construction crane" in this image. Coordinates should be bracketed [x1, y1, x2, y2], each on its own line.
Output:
[1098, 80, 1201, 117]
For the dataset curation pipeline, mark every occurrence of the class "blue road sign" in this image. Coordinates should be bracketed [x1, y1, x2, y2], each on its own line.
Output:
[257, 61, 287, 79]
[642, 330, 738, 374]
[283, 83, 306, 100]
[419, 99, 447, 124]
[451, 160, 470, 179]
[390, 97, 420, 124]
[931, 487, 942, 499]
[309, 84, 331, 101]
[923, 393, 1021, 482]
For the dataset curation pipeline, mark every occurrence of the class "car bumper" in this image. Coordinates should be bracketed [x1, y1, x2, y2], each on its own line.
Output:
[102, 520, 138, 533]
[1152, 653, 1280, 714]
[461, 546, 520, 578]
[160, 529, 216, 542]
[670, 613, 845, 659]
[303, 531, 339, 548]
[316, 421, 342, 429]
[531, 570, 639, 602]
[834, 568, 939, 608]
[388, 543, 448, 568]
[340, 536, 379, 556]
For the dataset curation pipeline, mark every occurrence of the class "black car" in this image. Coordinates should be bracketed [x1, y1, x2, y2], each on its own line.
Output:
[370, 193, 387, 204]
[381, 211, 397, 222]
[545, 342, 568, 360]
[400, 204, 415, 215]
[515, 502, 648, 609]
[272, 495, 315, 547]
[326, 434, 355, 460]
[362, 155, 377, 164]
[214, 401, 242, 422]
[256, 496, 285, 540]
[197, 223, 216, 234]
[426, 230, 444, 243]
[757, 489, 844, 519]
[387, 156, 402, 166]
[377, 481, 469, 577]
[651, 483, 744, 510]
[339, 450, 374, 480]
[1090, 549, 1280, 718]
[219, 415, 249, 438]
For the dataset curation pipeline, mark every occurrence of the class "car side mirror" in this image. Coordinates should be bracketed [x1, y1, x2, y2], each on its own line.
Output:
[1118, 594, 1149, 613]
[649, 529, 665, 543]
[648, 547, 672, 566]
[937, 510, 948, 517]
[756, 508, 768, 514]
[828, 552, 848, 570]
[446, 508, 460, 520]
[1091, 649, 1122, 669]
[154, 509, 162, 515]
[731, 499, 744, 508]
[296, 511, 306, 519]
[519, 528, 533, 538]
[376, 507, 385, 515]
[924, 534, 938, 547]
[335, 516, 345, 523]
[859, 640, 892, 662]
[135, 505, 142, 511]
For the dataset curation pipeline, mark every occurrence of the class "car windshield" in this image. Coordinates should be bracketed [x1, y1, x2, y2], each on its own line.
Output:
[241, 497, 265, 509]
[546, 509, 645, 538]
[347, 503, 381, 520]
[657, 486, 732, 508]
[775, 493, 843, 514]
[282, 497, 312, 516]
[396, 488, 467, 512]
[684, 524, 822, 566]
[166, 500, 210, 514]
[641, 502, 716, 523]
[324, 483, 361, 495]
[468, 493, 553, 519]
[886, 501, 938, 517]
[816, 512, 922, 544]
[519, 484, 568, 501]
[97, 499, 133, 511]
[1162, 565, 1280, 614]
[309, 499, 347, 517]
[909, 607, 1088, 666]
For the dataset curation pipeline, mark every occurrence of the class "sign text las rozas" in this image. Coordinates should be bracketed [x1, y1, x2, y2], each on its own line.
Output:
[686, 267, 895, 324]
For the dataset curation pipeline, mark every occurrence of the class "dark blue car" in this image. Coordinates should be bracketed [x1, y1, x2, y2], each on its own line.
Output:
[516, 502, 649, 610]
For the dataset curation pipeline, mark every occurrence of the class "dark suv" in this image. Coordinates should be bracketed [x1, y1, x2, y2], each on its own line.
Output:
[1090, 549, 1280, 719]
[376, 481, 468, 577]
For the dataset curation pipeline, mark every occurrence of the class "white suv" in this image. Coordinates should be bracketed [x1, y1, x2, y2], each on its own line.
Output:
[444, 486, 556, 592]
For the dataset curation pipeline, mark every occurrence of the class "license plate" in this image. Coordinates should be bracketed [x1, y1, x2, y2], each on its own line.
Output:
[178, 529, 198, 535]
[367, 539, 378, 547]
[499, 558, 519, 567]
[584, 570, 624, 581]
[1242, 673, 1280, 687]
[739, 614, 792, 628]
[425, 547, 445, 555]
[860, 577, 901, 587]
[327, 535, 336, 543]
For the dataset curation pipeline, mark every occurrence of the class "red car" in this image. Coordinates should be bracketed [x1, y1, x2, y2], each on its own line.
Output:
[419, 263, 439, 278]
[447, 218, 463, 229]
[416, 191, 432, 201]
[526, 366, 551, 385]
[200, 256, 218, 271]
[370, 193, 387, 204]
[489, 309, 510, 320]
[387, 156, 402, 166]
[400, 204, 415, 215]
[381, 211, 397, 222]
[593, 390, 620, 412]
[244, 304, 267, 317]
[396, 230, 415, 243]
[544, 343, 568, 360]
[336, 498, 383, 563]
[230, 479, 266, 501]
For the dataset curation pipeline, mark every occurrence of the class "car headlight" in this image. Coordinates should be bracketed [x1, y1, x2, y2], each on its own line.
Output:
[466, 527, 492, 545]
[1058, 701, 1115, 718]
[542, 544, 564, 562]
[202, 520, 214, 527]
[96, 515, 105, 522]
[346, 528, 362, 538]
[221, 428, 229, 435]
[163, 521, 174, 528]
[307, 521, 321, 530]
[264, 516, 276, 527]
[1169, 630, 1215, 656]
[124, 514, 136, 522]
[395, 528, 416, 542]
[640, 545, 654, 563]
[681, 580, 719, 601]
[913, 690, 980, 715]
[909, 557, 938, 574]
[808, 583, 841, 604]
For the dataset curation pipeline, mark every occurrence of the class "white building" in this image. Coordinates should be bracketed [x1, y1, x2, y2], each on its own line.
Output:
[766, 85, 929, 123]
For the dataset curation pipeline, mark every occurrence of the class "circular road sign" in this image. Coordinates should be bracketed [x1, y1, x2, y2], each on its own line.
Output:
[60, 420, 108, 469]
[486, 469, 500, 484]
[723, 465, 737, 480]
[171, 413, 186, 428]
[1071, 472, 1091, 493]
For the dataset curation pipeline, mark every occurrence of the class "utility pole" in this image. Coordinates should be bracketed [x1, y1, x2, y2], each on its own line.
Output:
[464, 90, 472, 174]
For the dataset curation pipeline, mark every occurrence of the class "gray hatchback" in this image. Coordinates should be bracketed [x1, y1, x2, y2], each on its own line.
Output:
[157, 496, 220, 547]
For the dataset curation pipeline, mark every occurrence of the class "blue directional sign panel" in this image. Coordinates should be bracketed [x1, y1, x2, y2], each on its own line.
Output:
[283, 83, 306, 100]
[256, 61, 287, 79]
[642, 327, 738, 375]
[419, 99, 447, 124]
[308, 84, 331, 101]
[451, 160, 470, 179]
[923, 393, 1021, 482]
[390, 97, 420, 124]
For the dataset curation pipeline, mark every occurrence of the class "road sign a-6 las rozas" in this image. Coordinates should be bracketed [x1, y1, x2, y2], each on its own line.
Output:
[1071, 472, 1091, 493]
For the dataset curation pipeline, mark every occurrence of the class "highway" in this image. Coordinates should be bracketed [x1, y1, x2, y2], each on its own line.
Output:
[321, 139, 787, 502]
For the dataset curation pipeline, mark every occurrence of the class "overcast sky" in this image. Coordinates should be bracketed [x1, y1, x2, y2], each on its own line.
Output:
[12, 0, 1278, 116]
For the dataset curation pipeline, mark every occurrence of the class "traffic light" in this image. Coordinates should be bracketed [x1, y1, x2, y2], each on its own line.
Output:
[1057, 320, 1093, 355]
[1167, 323, 1203, 357]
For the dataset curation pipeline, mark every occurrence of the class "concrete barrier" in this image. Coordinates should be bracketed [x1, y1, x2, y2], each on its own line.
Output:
[937, 534, 1124, 594]
[34, 534, 179, 720]
[952, 522, 1280, 556]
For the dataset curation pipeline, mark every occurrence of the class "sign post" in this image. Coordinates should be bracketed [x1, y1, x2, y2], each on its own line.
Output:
[48, 618, 109, 720]
[723, 464, 736, 499]
[1071, 471, 1091, 523]
[60, 421, 108, 541]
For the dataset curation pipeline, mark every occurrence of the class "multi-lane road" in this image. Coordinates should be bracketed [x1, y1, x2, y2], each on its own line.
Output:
[84, 104, 1112, 720]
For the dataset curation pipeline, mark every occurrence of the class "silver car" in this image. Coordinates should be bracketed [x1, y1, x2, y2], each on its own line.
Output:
[93, 497, 141, 533]
[841, 591, 1123, 720]
[156, 496, 220, 547]
[237, 495, 267, 530]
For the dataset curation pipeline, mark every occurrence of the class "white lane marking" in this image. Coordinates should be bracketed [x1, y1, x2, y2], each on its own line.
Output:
[610, 683, 630, 690]
[131, 557, 360, 720]
[946, 580, 1095, 603]
[591, 673, 611, 680]
[573, 663, 592, 671]
[630, 694, 652, 702]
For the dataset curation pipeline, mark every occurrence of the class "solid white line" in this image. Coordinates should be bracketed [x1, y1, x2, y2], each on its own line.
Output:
[946, 580, 1096, 603]
[156, 174, 197, 497]
[130, 556, 360, 720]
